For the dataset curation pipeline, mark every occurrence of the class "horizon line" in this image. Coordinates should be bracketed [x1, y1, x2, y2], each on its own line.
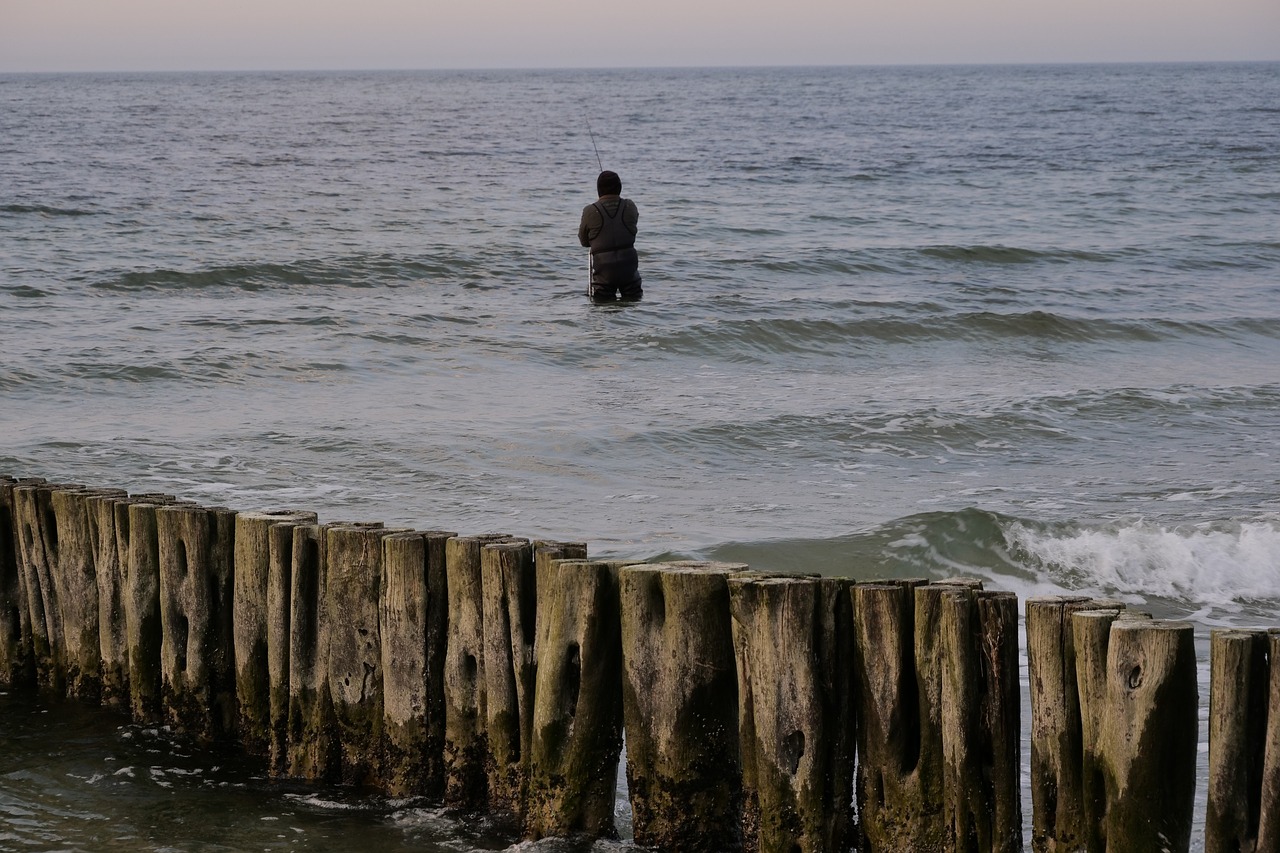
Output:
[3, 57, 1278, 76]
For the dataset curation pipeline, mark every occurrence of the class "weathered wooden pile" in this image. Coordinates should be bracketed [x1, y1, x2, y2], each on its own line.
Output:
[1, 476, 1277, 852]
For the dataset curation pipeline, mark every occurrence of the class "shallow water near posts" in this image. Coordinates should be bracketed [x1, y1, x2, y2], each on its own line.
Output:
[3, 63, 1280, 850]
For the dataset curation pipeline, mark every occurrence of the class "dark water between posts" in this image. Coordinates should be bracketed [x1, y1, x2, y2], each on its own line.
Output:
[2, 62, 1279, 850]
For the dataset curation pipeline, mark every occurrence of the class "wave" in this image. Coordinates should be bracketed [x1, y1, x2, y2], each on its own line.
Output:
[90, 255, 469, 292]
[700, 507, 1280, 615]
[632, 311, 1280, 360]
[2, 203, 99, 217]
[1005, 516, 1280, 611]
[919, 244, 1121, 265]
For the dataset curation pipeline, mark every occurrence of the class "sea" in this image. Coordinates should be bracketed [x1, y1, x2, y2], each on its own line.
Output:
[2, 63, 1278, 851]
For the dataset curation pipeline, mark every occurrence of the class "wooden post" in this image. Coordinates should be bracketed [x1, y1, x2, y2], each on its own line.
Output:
[234, 509, 317, 755]
[0, 476, 34, 688]
[11, 482, 72, 693]
[481, 538, 535, 817]
[1070, 607, 1124, 853]
[89, 492, 131, 710]
[285, 523, 337, 781]
[526, 558, 627, 841]
[262, 515, 322, 775]
[1259, 629, 1280, 853]
[379, 530, 455, 798]
[442, 532, 510, 810]
[1205, 629, 1269, 853]
[1100, 620, 1197, 853]
[156, 504, 238, 740]
[324, 523, 396, 786]
[977, 590, 1023, 853]
[1025, 595, 1095, 852]
[938, 588, 1022, 853]
[852, 581, 933, 852]
[730, 574, 855, 853]
[620, 561, 747, 853]
[124, 500, 169, 722]
[48, 487, 122, 702]
[911, 582, 957, 849]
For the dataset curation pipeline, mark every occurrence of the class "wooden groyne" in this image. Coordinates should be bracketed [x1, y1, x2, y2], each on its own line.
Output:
[2, 475, 1279, 852]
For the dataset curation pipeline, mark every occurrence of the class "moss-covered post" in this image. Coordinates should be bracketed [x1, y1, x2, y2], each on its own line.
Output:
[263, 515, 321, 775]
[0, 476, 34, 688]
[1070, 607, 1123, 853]
[1026, 595, 1095, 852]
[156, 504, 238, 740]
[324, 523, 393, 787]
[481, 538, 535, 816]
[124, 500, 169, 722]
[12, 482, 70, 693]
[1205, 629, 1270, 853]
[380, 530, 455, 797]
[852, 581, 932, 852]
[526, 558, 627, 841]
[89, 492, 127, 708]
[442, 532, 510, 810]
[730, 575, 855, 853]
[977, 590, 1023, 853]
[48, 487, 123, 702]
[938, 587, 1021, 853]
[620, 561, 747, 853]
[1099, 620, 1197, 853]
[910, 582, 960, 849]
[234, 509, 317, 756]
[1259, 629, 1280, 853]
[285, 523, 337, 781]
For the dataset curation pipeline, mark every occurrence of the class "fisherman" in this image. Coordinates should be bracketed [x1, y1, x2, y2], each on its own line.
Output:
[578, 170, 642, 302]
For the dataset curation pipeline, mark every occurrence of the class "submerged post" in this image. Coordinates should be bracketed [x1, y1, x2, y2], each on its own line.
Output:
[442, 532, 510, 810]
[730, 575, 855, 853]
[481, 539, 536, 817]
[156, 503, 238, 740]
[1205, 629, 1269, 853]
[323, 523, 396, 786]
[620, 561, 747, 853]
[380, 530, 455, 797]
[1259, 630, 1280, 852]
[852, 581, 936, 852]
[1026, 595, 1095, 851]
[0, 476, 33, 688]
[1100, 620, 1198, 853]
[234, 509, 317, 756]
[525, 558, 625, 841]
[285, 523, 336, 781]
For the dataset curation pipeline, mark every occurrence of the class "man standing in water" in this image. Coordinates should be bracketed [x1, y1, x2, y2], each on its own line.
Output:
[578, 170, 642, 301]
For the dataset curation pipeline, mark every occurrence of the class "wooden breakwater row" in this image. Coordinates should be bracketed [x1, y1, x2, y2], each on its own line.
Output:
[1, 476, 1278, 852]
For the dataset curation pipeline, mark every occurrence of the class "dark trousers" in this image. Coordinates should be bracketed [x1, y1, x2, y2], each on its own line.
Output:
[590, 278, 643, 302]
[590, 247, 642, 301]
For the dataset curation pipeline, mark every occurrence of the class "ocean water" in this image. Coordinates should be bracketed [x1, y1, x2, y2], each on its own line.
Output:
[2, 63, 1279, 851]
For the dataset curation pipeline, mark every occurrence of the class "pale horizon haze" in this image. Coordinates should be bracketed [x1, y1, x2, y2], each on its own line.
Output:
[3, 0, 1278, 73]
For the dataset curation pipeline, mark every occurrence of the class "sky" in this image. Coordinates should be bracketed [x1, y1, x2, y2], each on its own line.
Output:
[3, 0, 1278, 72]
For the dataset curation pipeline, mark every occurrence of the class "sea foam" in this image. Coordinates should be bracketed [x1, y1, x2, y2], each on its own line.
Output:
[1004, 516, 1280, 608]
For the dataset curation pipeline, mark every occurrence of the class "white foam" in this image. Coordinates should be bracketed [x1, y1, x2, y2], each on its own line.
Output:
[1004, 516, 1280, 607]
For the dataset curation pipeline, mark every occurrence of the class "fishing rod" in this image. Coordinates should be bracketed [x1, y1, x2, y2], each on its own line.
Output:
[586, 117, 603, 172]
[586, 118, 602, 296]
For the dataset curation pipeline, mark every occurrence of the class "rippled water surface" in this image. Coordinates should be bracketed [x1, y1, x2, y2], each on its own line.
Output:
[3, 63, 1279, 850]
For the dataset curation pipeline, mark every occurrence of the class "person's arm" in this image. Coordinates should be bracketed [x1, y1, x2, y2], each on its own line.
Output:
[578, 204, 597, 247]
[624, 199, 639, 236]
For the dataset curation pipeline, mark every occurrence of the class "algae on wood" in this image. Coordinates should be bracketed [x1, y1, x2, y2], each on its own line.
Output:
[442, 532, 510, 810]
[730, 574, 855, 853]
[620, 561, 747, 853]
[526, 558, 626, 841]
[234, 509, 317, 755]
[156, 504, 238, 740]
